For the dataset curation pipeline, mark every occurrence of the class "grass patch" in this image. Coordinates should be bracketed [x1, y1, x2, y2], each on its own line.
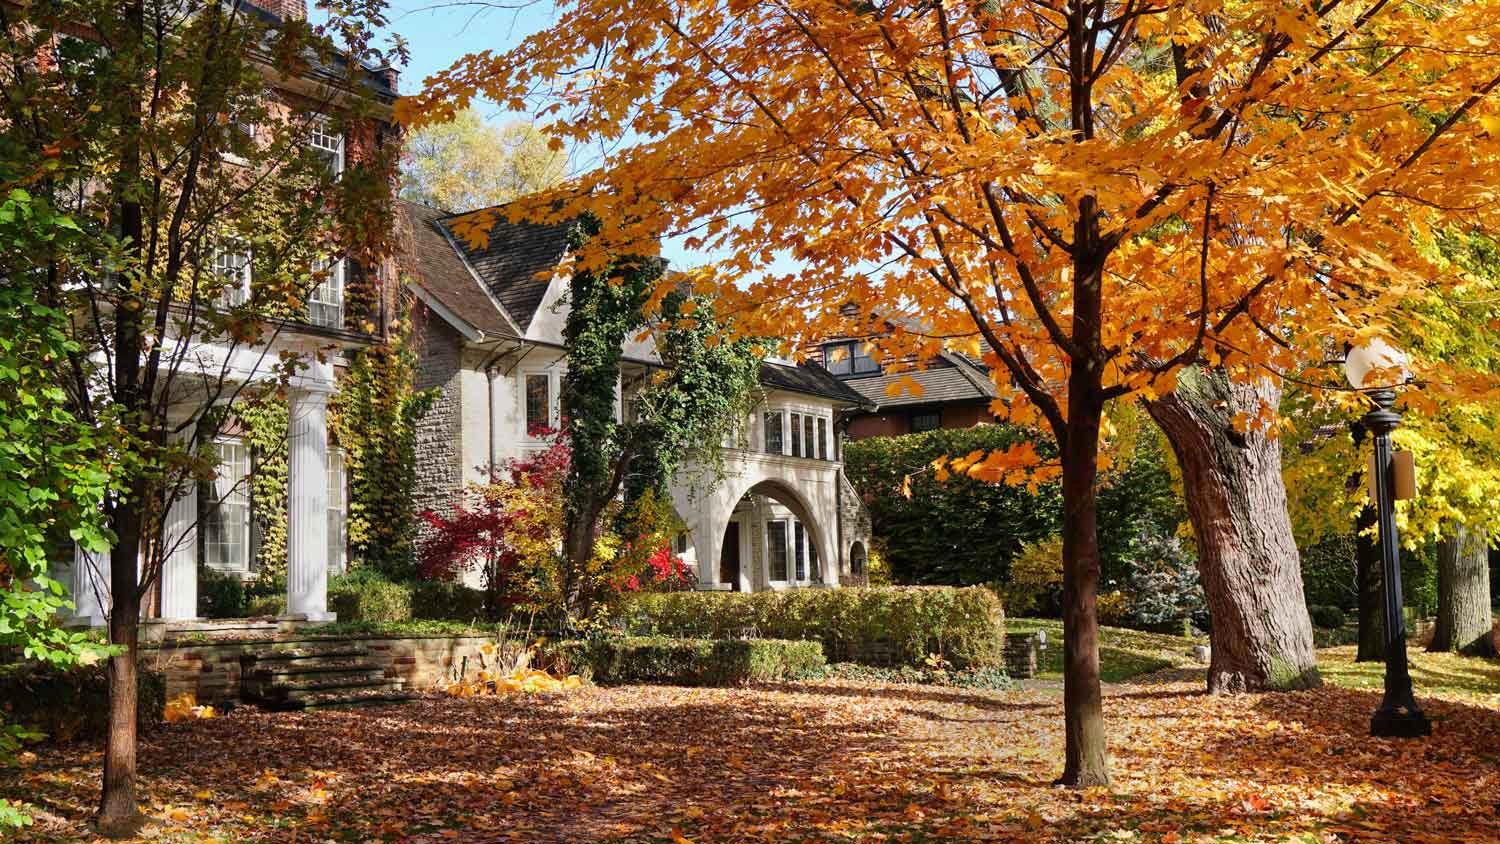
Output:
[1317, 644, 1500, 703]
[1007, 617, 1203, 682]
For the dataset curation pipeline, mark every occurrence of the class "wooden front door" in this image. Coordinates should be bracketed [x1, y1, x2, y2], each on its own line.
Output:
[720, 522, 741, 591]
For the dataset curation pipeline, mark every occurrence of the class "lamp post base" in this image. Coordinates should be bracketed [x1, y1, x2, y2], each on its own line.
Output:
[1371, 709, 1432, 738]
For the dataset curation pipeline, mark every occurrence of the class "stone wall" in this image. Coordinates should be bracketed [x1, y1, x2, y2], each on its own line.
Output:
[142, 634, 500, 703]
[837, 469, 873, 585]
[411, 305, 465, 545]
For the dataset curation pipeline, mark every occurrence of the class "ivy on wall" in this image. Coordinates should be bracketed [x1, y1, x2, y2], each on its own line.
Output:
[331, 324, 437, 580]
[236, 390, 290, 583]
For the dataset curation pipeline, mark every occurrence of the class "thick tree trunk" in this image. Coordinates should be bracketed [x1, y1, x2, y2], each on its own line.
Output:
[1145, 369, 1321, 693]
[1354, 504, 1385, 662]
[1429, 524, 1494, 655]
[1057, 400, 1108, 786]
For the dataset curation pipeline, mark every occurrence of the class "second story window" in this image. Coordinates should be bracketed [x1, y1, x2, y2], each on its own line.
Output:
[823, 340, 880, 376]
[212, 243, 251, 307]
[308, 258, 344, 329]
[309, 119, 345, 178]
[817, 417, 828, 460]
[790, 412, 803, 456]
[764, 411, 783, 454]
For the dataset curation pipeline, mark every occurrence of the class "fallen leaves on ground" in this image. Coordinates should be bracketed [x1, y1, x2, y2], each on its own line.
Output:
[162, 694, 215, 723]
[4, 671, 1499, 843]
[445, 668, 585, 697]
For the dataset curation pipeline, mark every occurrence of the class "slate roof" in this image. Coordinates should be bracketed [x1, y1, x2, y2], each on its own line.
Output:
[438, 207, 575, 333]
[760, 361, 870, 406]
[400, 201, 515, 338]
[844, 354, 997, 409]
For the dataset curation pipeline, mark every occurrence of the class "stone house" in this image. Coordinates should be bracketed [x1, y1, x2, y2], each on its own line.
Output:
[399, 199, 876, 591]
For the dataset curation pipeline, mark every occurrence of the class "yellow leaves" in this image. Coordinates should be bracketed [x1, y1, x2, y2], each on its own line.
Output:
[164, 693, 215, 722]
[671, 828, 695, 844]
[1481, 115, 1500, 138]
[443, 667, 585, 698]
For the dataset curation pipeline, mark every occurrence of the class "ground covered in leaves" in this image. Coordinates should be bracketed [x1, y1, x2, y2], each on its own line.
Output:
[7, 672, 1500, 844]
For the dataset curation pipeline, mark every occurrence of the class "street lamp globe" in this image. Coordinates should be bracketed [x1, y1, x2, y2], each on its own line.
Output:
[1343, 338, 1409, 391]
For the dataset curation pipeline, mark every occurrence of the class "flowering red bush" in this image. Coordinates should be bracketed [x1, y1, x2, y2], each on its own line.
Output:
[622, 544, 693, 592]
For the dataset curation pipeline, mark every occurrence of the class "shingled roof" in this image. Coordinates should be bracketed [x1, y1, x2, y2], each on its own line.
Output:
[400, 201, 516, 338]
[844, 353, 997, 409]
[439, 206, 575, 333]
[760, 361, 870, 405]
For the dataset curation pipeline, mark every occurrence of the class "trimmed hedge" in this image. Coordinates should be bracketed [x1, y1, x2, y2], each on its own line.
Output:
[551, 637, 825, 686]
[620, 586, 1005, 669]
[1308, 605, 1347, 630]
[0, 662, 165, 744]
[412, 580, 488, 622]
[329, 572, 412, 623]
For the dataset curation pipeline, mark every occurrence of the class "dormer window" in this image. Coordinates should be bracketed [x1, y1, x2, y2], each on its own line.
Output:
[823, 340, 880, 376]
[309, 119, 344, 177]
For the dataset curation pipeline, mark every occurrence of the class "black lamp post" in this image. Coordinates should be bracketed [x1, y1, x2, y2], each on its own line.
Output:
[1344, 341, 1431, 738]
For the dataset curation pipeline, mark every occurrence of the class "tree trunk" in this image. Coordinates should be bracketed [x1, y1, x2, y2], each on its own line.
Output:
[1057, 393, 1109, 786]
[1145, 369, 1321, 693]
[97, 497, 144, 838]
[1429, 524, 1494, 655]
[1354, 504, 1385, 662]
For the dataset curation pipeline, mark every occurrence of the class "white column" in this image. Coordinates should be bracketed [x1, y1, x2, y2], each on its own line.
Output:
[487, 369, 506, 472]
[70, 542, 111, 627]
[286, 385, 334, 621]
[159, 476, 198, 619]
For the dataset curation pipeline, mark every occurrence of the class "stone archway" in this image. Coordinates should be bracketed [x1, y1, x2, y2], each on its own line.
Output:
[849, 541, 868, 582]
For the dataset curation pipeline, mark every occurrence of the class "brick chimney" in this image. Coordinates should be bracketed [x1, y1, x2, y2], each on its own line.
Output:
[251, 0, 306, 19]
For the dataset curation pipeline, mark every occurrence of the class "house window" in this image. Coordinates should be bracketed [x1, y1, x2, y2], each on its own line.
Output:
[824, 343, 851, 376]
[790, 412, 802, 456]
[309, 118, 345, 177]
[201, 439, 251, 573]
[767, 519, 789, 582]
[764, 411, 783, 454]
[212, 243, 251, 307]
[817, 417, 828, 460]
[810, 541, 821, 581]
[327, 448, 347, 575]
[308, 258, 344, 328]
[525, 373, 553, 436]
[823, 341, 881, 376]
[911, 411, 942, 433]
[793, 521, 807, 581]
[675, 531, 690, 555]
[803, 415, 815, 458]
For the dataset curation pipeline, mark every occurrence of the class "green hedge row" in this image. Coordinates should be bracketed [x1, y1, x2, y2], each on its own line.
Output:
[325, 573, 489, 623]
[551, 637, 825, 686]
[619, 586, 1005, 669]
[0, 663, 165, 744]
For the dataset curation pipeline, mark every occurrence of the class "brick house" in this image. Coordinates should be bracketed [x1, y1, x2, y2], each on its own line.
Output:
[817, 331, 1000, 440]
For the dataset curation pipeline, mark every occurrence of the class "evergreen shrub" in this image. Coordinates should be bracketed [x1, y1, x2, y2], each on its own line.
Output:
[551, 637, 825, 685]
[620, 586, 1005, 669]
[0, 663, 164, 743]
[328, 571, 412, 623]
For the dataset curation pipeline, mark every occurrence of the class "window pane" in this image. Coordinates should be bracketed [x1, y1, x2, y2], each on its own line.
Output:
[202, 440, 250, 572]
[804, 415, 814, 458]
[790, 412, 802, 457]
[767, 520, 788, 581]
[817, 418, 828, 460]
[309, 120, 344, 177]
[852, 342, 880, 374]
[213, 244, 251, 307]
[526, 374, 551, 435]
[794, 522, 807, 581]
[912, 412, 941, 433]
[824, 344, 851, 375]
[764, 411, 783, 454]
[327, 448, 346, 574]
[308, 258, 344, 328]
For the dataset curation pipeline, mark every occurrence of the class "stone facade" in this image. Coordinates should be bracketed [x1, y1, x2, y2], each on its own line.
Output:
[411, 306, 466, 545]
[837, 469, 873, 585]
[142, 634, 501, 703]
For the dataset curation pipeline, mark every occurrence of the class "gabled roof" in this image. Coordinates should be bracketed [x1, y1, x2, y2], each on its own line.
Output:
[400, 201, 517, 339]
[438, 205, 575, 333]
[761, 361, 870, 406]
[844, 353, 997, 409]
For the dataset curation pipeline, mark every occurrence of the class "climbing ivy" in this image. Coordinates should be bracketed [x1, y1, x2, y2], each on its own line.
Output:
[331, 320, 437, 580]
[236, 390, 289, 583]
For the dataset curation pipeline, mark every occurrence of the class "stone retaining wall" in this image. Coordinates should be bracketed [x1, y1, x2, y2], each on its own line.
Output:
[141, 634, 500, 703]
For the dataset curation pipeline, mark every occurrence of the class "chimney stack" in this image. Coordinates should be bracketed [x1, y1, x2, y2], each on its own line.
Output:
[252, 0, 306, 20]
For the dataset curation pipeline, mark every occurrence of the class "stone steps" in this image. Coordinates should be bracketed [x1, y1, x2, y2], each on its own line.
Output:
[241, 643, 410, 711]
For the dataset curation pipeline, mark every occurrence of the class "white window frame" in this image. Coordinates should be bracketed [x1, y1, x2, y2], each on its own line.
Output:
[212, 242, 252, 307]
[763, 410, 785, 455]
[766, 518, 790, 584]
[308, 257, 344, 329]
[817, 417, 829, 461]
[201, 437, 252, 574]
[309, 117, 345, 177]
[520, 369, 561, 440]
[789, 411, 803, 457]
[327, 447, 347, 575]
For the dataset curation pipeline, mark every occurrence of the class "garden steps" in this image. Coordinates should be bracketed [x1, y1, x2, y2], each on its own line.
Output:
[240, 643, 412, 710]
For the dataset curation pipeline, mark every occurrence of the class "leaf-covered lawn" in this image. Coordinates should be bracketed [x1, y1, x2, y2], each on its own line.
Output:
[7, 676, 1500, 844]
[1007, 617, 1203, 682]
[1317, 644, 1500, 704]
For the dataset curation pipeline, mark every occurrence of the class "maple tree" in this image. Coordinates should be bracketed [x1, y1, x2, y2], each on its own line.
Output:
[399, 109, 566, 213]
[402, 0, 1500, 785]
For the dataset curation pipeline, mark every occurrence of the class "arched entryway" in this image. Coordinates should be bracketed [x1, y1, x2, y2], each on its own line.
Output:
[712, 479, 831, 592]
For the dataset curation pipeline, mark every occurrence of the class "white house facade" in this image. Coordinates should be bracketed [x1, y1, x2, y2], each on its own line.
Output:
[400, 200, 875, 593]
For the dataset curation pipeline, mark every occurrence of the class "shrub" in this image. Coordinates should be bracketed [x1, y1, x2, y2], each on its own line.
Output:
[328, 570, 412, 623]
[197, 568, 246, 619]
[412, 580, 490, 622]
[1004, 536, 1063, 615]
[1096, 591, 1131, 627]
[620, 586, 1005, 669]
[1308, 605, 1347, 630]
[0, 662, 165, 744]
[244, 594, 285, 617]
[550, 637, 825, 686]
[1300, 534, 1358, 610]
[808, 661, 1014, 691]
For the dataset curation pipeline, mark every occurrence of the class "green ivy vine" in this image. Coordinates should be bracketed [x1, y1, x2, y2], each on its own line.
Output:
[236, 389, 289, 583]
